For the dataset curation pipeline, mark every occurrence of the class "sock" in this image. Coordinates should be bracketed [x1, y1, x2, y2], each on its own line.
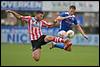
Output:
[54, 43, 65, 49]
[52, 37, 65, 43]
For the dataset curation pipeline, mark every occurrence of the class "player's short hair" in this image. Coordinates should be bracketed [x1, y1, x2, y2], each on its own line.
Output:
[69, 5, 76, 10]
[36, 11, 44, 14]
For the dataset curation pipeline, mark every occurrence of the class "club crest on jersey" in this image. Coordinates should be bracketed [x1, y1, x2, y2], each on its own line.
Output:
[32, 22, 40, 27]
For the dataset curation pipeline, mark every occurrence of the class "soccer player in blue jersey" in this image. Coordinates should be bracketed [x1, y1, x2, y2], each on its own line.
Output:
[50, 5, 88, 51]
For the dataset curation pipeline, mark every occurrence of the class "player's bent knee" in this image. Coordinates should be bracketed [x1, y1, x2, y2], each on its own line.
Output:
[47, 36, 54, 40]
[32, 49, 41, 61]
[45, 36, 54, 42]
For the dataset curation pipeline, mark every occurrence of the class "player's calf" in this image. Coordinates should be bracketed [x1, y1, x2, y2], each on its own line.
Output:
[49, 40, 72, 52]
[45, 35, 72, 51]
[44, 36, 65, 43]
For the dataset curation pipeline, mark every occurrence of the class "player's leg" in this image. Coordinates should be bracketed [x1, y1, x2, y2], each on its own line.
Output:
[49, 30, 67, 50]
[31, 35, 48, 61]
[50, 30, 69, 50]
[31, 40, 42, 61]
[50, 42, 72, 51]
[49, 30, 73, 51]
[44, 35, 65, 43]
[49, 42, 64, 49]
[32, 48, 41, 61]
[57, 30, 74, 51]
[44, 35, 72, 51]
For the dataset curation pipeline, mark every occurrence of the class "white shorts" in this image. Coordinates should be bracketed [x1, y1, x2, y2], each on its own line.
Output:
[58, 30, 66, 36]
[58, 30, 66, 38]
[58, 30, 75, 39]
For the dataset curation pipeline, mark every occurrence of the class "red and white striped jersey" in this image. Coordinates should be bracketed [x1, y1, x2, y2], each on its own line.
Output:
[21, 16, 52, 41]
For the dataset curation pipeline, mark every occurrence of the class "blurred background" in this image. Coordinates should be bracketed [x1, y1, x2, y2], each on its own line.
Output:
[1, 1, 99, 66]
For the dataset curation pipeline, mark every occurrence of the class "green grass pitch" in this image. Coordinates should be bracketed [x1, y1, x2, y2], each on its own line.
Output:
[1, 43, 99, 66]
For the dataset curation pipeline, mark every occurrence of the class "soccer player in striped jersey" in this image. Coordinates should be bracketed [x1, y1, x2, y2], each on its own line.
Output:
[50, 5, 88, 51]
[6, 10, 72, 61]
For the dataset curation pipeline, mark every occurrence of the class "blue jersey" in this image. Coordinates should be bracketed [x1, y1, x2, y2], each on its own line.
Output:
[59, 11, 78, 31]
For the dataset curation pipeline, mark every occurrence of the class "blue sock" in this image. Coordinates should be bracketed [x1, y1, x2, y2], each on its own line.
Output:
[54, 43, 64, 49]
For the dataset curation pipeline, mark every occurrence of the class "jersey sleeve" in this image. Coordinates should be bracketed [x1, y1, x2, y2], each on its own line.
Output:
[59, 12, 66, 17]
[21, 16, 31, 22]
[41, 20, 52, 27]
[59, 12, 69, 17]
[73, 17, 78, 25]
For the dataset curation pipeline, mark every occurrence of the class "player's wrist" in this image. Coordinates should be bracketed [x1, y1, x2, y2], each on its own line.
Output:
[83, 34, 88, 40]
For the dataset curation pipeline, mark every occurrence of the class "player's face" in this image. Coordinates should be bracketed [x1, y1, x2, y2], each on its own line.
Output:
[69, 8, 76, 15]
[37, 13, 44, 21]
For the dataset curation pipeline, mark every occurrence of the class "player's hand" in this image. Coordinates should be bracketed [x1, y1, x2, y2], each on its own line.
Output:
[5, 10, 12, 13]
[83, 35, 88, 40]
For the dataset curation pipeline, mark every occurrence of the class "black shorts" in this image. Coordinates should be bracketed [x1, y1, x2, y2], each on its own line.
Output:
[31, 35, 48, 51]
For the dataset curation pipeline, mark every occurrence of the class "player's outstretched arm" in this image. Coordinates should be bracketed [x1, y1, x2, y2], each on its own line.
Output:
[52, 16, 65, 26]
[75, 24, 88, 39]
[54, 16, 66, 23]
[6, 10, 23, 19]
[56, 16, 73, 21]
[54, 16, 73, 23]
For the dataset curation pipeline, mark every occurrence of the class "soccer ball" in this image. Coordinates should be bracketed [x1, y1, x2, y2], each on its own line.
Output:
[66, 30, 75, 39]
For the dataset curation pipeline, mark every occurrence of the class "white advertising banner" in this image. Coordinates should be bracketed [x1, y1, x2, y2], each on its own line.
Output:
[1, 1, 42, 11]
[1, 26, 99, 45]
[43, 1, 99, 12]
[72, 34, 99, 45]
[1, 27, 30, 43]
[1, 1, 99, 12]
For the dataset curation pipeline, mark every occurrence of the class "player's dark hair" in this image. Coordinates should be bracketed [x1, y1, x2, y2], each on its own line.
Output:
[69, 5, 76, 10]
[36, 11, 44, 14]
